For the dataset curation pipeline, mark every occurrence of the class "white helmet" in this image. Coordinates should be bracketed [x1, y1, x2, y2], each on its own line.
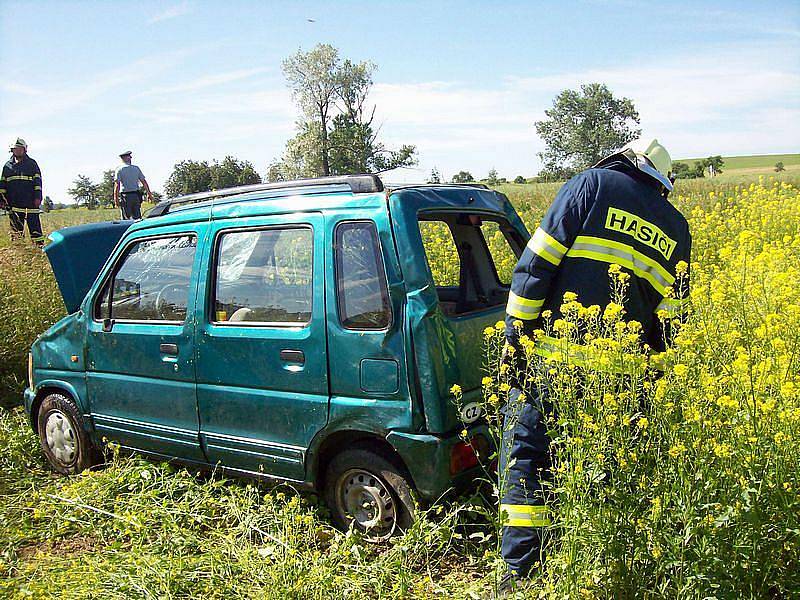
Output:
[595, 138, 673, 193]
[9, 137, 27, 151]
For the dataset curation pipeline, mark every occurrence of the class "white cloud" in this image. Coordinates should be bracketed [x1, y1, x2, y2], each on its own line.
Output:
[371, 44, 799, 180]
[138, 67, 273, 97]
[148, 1, 192, 24]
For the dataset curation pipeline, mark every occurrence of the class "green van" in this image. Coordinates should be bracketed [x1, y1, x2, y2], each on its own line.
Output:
[25, 175, 528, 537]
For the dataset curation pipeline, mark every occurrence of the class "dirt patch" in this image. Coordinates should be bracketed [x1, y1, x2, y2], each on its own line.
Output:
[17, 534, 100, 560]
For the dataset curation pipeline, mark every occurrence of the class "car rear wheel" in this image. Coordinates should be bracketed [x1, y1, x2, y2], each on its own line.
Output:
[324, 448, 415, 541]
[37, 392, 96, 475]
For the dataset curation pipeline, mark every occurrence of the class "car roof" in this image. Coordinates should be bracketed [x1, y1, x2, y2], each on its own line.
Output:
[135, 174, 499, 230]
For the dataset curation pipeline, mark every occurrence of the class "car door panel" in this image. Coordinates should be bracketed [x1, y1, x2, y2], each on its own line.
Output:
[86, 227, 205, 461]
[195, 214, 328, 481]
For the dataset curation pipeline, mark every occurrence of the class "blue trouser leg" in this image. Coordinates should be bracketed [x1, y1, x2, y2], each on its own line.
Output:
[26, 211, 44, 245]
[500, 385, 552, 576]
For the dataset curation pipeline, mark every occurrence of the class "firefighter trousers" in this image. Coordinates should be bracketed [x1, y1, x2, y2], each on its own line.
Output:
[9, 207, 44, 245]
[500, 384, 553, 576]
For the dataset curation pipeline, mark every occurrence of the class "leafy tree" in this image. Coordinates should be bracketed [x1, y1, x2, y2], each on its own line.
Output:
[210, 156, 262, 190]
[266, 162, 285, 183]
[692, 161, 707, 178]
[537, 166, 577, 182]
[68, 175, 100, 209]
[164, 158, 261, 198]
[283, 44, 342, 177]
[486, 169, 499, 185]
[705, 155, 724, 176]
[451, 171, 474, 183]
[775, 161, 785, 172]
[535, 83, 640, 176]
[164, 160, 213, 198]
[279, 44, 416, 178]
[514, 175, 526, 184]
[98, 169, 116, 207]
[429, 168, 442, 184]
[672, 161, 693, 179]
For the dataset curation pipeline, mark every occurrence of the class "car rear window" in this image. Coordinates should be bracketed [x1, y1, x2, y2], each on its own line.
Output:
[334, 221, 391, 329]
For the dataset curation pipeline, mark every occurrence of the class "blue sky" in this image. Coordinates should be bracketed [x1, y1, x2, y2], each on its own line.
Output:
[1, 0, 798, 201]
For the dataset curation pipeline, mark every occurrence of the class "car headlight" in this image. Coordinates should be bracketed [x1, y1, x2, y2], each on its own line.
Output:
[28, 352, 34, 390]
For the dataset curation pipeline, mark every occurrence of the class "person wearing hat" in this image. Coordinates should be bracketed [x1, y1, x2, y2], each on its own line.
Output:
[0, 138, 45, 245]
[496, 139, 692, 594]
[113, 150, 153, 219]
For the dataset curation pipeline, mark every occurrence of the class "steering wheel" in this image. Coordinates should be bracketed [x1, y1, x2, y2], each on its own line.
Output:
[154, 283, 184, 320]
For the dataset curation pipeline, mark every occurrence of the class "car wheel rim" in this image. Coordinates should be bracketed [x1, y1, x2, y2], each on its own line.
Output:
[44, 410, 78, 466]
[338, 468, 396, 540]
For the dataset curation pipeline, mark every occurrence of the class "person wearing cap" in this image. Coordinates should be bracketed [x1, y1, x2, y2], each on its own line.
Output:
[113, 151, 153, 219]
[0, 138, 45, 245]
[495, 139, 691, 592]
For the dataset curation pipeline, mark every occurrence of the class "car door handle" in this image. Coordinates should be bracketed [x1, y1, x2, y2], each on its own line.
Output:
[280, 349, 305, 364]
[160, 343, 179, 356]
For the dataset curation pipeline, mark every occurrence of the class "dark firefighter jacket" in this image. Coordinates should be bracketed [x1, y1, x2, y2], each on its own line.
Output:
[0, 155, 43, 209]
[505, 162, 691, 356]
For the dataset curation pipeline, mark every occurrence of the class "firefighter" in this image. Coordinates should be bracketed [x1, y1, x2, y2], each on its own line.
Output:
[113, 150, 153, 220]
[497, 139, 691, 591]
[0, 138, 45, 245]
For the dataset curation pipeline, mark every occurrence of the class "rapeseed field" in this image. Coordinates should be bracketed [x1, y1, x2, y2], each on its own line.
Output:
[1, 177, 798, 598]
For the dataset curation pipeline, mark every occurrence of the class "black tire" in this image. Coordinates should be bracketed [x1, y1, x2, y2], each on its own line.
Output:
[36, 393, 95, 475]
[324, 448, 415, 541]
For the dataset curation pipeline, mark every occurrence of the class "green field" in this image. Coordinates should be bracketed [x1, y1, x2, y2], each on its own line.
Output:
[675, 153, 800, 183]
[679, 153, 800, 170]
[1, 172, 798, 598]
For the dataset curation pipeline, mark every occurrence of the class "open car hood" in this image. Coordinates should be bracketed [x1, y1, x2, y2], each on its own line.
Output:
[44, 220, 133, 313]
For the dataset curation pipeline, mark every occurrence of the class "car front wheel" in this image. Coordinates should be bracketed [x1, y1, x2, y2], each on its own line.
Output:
[324, 448, 415, 541]
[37, 392, 95, 475]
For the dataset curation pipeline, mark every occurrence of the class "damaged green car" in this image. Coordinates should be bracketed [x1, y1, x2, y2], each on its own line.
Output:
[25, 175, 528, 537]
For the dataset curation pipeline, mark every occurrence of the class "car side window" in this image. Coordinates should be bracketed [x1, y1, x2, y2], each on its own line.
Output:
[213, 227, 313, 325]
[95, 235, 197, 322]
[335, 221, 391, 330]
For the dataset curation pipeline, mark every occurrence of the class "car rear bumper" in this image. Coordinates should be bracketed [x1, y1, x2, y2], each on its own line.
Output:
[387, 425, 491, 501]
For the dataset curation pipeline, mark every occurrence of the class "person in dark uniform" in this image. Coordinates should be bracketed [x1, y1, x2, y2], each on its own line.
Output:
[497, 139, 691, 593]
[0, 138, 45, 245]
[113, 150, 153, 219]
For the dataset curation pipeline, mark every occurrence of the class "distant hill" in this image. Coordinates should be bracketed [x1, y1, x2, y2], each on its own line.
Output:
[673, 153, 800, 181]
[677, 153, 799, 171]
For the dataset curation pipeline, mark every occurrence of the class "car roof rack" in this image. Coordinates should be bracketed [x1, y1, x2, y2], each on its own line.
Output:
[386, 182, 490, 191]
[146, 174, 384, 218]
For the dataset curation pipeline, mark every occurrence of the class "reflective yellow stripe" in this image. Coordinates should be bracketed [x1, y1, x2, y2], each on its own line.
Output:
[500, 504, 551, 527]
[11, 207, 42, 215]
[33, 173, 42, 179]
[527, 227, 568, 266]
[655, 296, 689, 317]
[6, 175, 35, 181]
[567, 235, 674, 296]
[506, 291, 545, 320]
[534, 334, 648, 373]
[33, 186, 42, 191]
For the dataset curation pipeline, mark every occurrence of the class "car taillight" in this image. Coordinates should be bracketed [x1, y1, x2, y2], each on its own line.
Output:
[450, 434, 489, 475]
